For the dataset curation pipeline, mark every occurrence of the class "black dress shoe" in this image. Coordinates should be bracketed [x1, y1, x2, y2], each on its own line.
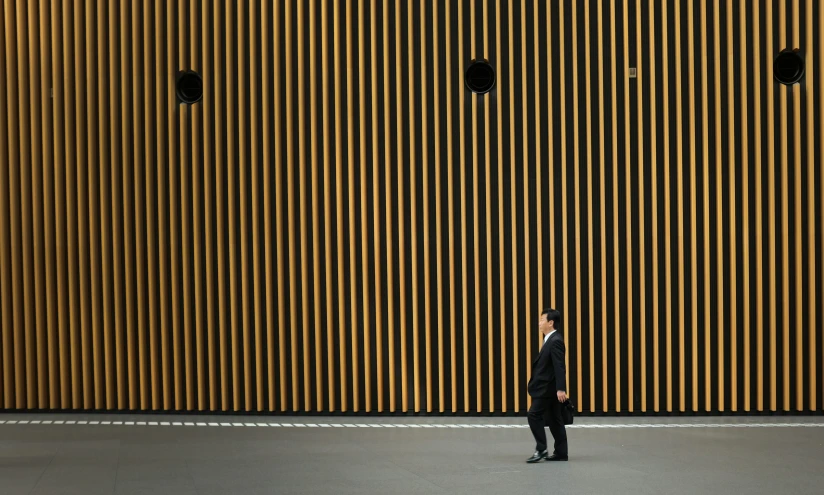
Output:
[526, 450, 548, 463]
[545, 454, 569, 462]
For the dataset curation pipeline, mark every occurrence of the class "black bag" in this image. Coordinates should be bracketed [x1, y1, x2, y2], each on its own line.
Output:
[562, 399, 575, 425]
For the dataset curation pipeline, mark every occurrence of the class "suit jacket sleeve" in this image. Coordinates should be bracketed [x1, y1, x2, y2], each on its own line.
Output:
[550, 338, 567, 392]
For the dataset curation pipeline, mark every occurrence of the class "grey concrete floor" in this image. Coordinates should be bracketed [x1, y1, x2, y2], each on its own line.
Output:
[1, 414, 823, 495]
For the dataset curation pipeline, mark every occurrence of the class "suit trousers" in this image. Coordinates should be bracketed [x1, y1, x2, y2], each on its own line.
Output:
[527, 396, 568, 455]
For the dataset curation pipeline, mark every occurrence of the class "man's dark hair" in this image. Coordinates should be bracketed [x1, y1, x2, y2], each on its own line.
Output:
[541, 308, 562, 329]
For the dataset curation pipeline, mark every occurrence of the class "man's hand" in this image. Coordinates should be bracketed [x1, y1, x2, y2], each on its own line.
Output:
[557, 391, 568, 402]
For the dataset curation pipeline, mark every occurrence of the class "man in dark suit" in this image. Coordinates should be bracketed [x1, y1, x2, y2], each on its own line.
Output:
[525, 308, 569, 463]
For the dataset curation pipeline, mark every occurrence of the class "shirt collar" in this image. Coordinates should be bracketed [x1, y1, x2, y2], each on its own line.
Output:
[544, 330, 557, 345]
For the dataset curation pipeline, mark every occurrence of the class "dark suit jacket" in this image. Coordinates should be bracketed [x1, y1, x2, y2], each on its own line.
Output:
[527, 331, 567, 398]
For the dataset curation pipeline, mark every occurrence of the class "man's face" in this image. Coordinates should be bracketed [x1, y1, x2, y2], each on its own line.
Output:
[539, 314, 551, 335]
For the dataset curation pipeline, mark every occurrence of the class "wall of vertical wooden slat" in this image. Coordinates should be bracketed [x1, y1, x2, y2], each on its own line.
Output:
[0, 0, 822, 415]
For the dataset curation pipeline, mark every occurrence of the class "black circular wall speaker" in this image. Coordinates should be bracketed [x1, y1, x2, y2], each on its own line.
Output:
[465, 60, 496, 94]
[774, 50, 804, 85]
[176, 70, 203, 104]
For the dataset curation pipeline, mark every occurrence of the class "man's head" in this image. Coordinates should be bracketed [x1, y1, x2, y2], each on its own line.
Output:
[538, 308, 562, 336]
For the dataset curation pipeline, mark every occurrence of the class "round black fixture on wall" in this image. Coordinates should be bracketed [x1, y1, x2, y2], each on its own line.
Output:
[774, 49, 804, 85]
[176, 70, 203, 104]
[465, 59, 495, 94]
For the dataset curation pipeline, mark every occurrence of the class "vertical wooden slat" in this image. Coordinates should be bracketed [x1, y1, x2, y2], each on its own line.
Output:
[725, 0, 737, 413]
[558, 0, 570, 410]
[791, 0, 802, 412]
[584, 0, 595, 412]
[190, 0, 206, 412]
[179, 0, 194, 412]
[598, 0, 608, 412]
[17, 0, 37, 411]
[237, 0, 253, 413]
[458, 0, 468, 413]
[166, 0, 181, 411]
[97, 0, 114, 412]
[483, 0, 493, 413]
[713, 0, 725, 412]
[203, 0, 217, 412]
[433, 0, 443, 414]
[614, 0, 623, 412]
[334, 0, 348, 412]
[675, 0, 686, 413]
[51, 0, 70, 410]
[131, 0, 147, 411]
[507, 0, 519, 413]
[299, 0, 312, 412]
[766, 0, 777, 412]
[286, 0, 300, 411]
[114, 0, 131, 409]
[628, 0, 638, 412]
[408, 0, 419, 413]
[154, 0, 169, 410]
[142, 0, 158, 411]
[313, 0, 325, 412]
[397, 0, 408, 414]
[0, 0, 13, 410]
[225, 0, 240, 411]
[213, 0, 229, 411]
[27, 0, 48, 410]
[358, 2, 368, 413]
[275, 0, 288, 412]
[547, 0, 556, 309]
[739, 0, 750, 412]
[661, 0, 672, 413]
[471, 0, 479, 414]
[467, 0, 475, 414]
[688, 0, 699, 412]
[384, 0, 397, 412]
[110, 0, 125, 410]
[262, 0, 276, 413]
[6, 0, 27, 410]
[0, 2, 5, 409]
[754, 0, 764, 412]
[5, 0, 18, 408]
[91, 0, 108, 411]
[7, 2, 23, 407]
[520, 0, 533, 414]
[348, 0, 361, 413]
[649, 0, 659, 413]
[250, 0, 264, 413]
[632, 0, 643, 413]
[570, 0, 582, 410]
[110, 7, 122, 410]
[423, 0, 433, 414]
[446, 0, 456, 414]
[117, 0, 135, 411]
[806, 0, 817, 412]
[230, 4, 244, 412]
[779, 0, 789, 412]
[120, 0, 134, 410]
[496, 0, 507, 413]
[533, 0, 543, 411]
[3, 2, 18, 407]
[701, 0, 711, 412]
[322, 0, 335, 412]
[470, 0, 479, 415]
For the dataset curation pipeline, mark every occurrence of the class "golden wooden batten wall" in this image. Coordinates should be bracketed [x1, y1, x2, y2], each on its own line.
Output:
[0, 0, 822, 414]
